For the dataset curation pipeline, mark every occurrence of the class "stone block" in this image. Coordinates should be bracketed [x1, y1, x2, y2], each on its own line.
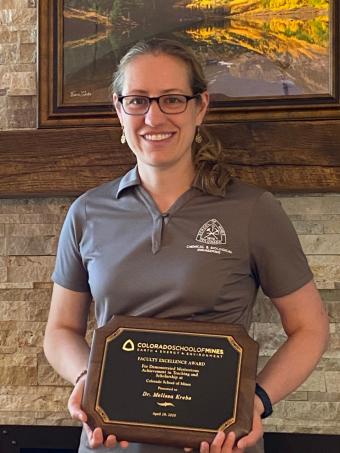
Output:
[6, 71, 36, 95]
[6, 93, 34, 109]
[279, 196, 340, 216]
[0, 411, 38, 425]
[6, 255, 55, 283]
[0, 282, 34, 289]
[307, 255, 340, 289]
[1, 0, 30, 8]
[0, 237, 5, 255]
[21, 213, 65, 224]
[0, 25, 17, 43]
[327, 301, 340, 322]
[0, 321, 17, 348]
[6, 223, 61, 236]
[0, 287, 51, 302]
[298, 371, 326, 392]
[308, 391, 340, 402]
[33, 282, 53, 289]
[36, 413, 79, 426]
[286, 391, 308, 401]
[6, 236, 58, 255]
[0, 300, 50, 321]
[292, 220, 323, 234]
[19, 27, 36, 43]
[9, 8, 36, 26]
[300, 235, 340, 255]
[322, 332, 340, 359]
[0, 385, 69, 411]
[273, 400, 340, 421]
[38, 364, 70, 386]
[19, 42, 36, 63]
[0, 198, 71, 215]
[253, 323, 287, 355]
[0, 43, 18, 64]
[0, 320, 47, 351]
[0, 365, 37, 385]
[7, 107, 36, 128]
[0, 255, 7, 282]
[264, 417, 340, 434]
[252, 295, 280, 323]
[0, 224, 4, 236]
[16, 321, 46, 351]
[0, 10, 13, 25]
[0, 214, 20, 223]
[320, 289, 340, 301]
[323, 219, 340, 233]
[325, 371, 340, 393]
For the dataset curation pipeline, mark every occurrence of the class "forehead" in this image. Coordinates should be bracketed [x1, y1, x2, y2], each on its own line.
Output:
[122, 53, 192, 94]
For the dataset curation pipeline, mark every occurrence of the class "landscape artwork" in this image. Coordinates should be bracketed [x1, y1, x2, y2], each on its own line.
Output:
[62, 0, 330, 106]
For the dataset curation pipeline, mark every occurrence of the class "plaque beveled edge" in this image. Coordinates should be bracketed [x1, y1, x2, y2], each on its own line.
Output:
[94, 328, 243, 434]
[82, 316, 259, 448]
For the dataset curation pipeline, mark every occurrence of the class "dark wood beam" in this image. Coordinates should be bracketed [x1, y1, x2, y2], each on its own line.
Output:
[0, 120, 339, 197]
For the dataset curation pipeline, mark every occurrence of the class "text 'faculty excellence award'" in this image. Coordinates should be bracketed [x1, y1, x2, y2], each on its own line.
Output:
[82, 316, 259, 448]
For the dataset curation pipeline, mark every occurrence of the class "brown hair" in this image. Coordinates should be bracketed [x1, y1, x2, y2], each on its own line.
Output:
[112, 38, 231, 196]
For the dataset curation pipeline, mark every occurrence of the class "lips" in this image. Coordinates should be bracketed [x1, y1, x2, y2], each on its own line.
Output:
[143, 132, 174, 141]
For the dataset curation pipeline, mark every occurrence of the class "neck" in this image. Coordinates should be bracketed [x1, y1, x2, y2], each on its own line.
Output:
[138, 163, 195, 213]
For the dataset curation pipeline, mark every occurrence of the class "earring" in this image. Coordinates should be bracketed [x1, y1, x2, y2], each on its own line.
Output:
[195, 127, 202, 144]
[120, 128, 126, 144]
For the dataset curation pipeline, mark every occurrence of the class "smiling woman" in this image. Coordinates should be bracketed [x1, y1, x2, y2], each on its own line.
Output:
[43, 38, 329, 453]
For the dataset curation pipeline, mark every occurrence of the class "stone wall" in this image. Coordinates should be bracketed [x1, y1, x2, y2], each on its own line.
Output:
[0, 0, 36, 130]
[1, 0, 340, 437]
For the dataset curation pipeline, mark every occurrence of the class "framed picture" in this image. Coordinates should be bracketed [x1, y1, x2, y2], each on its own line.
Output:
[39, 0, 339, 127]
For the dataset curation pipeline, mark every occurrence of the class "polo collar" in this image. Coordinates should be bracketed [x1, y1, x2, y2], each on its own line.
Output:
[114, 165, 207, 199]
[114, 166, 141, 198]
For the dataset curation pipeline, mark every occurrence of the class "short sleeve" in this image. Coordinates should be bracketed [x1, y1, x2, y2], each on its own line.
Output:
[52, 196, 91, 293]
[249, 192, 313, 298]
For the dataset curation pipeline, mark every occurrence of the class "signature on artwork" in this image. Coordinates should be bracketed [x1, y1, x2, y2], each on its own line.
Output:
[70, 90, 92, 98]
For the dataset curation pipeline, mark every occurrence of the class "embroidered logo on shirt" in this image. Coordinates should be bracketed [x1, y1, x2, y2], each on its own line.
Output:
[186, 219, 232, 255]
[196, 219, 226, 245]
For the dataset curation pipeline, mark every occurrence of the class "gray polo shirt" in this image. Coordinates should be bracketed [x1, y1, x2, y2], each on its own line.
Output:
[52, 167, 312, 453]
[53, 166, 312, 330]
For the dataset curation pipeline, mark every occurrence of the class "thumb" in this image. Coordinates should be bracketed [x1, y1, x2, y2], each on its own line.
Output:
[68, 382, 87, 422]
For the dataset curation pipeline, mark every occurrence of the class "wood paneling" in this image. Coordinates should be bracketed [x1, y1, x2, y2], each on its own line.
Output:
[0, 120, 339, 197]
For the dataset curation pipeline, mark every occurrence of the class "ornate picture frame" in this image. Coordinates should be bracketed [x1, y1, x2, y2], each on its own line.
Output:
[38, 0, 339, 127]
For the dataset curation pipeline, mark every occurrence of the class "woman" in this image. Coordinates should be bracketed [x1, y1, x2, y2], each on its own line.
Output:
[44, 39, 329, 453]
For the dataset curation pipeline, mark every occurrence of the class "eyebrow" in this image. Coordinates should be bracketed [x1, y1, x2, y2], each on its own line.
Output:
[125, 88, 188, 95]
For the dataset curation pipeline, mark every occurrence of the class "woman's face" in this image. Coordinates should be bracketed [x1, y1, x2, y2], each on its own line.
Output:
[114, 53, 209, 173]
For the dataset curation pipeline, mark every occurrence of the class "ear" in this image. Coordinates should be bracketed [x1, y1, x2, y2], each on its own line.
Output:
[196, 91, 209, 126]
[113, 93, 123, 125]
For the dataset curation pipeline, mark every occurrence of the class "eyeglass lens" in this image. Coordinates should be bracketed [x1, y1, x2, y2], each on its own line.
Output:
[122, 95, 189, 114]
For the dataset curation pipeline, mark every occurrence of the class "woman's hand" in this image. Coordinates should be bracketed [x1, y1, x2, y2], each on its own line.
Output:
[68, 377, 129, 449]
[186, 397, 263, 453]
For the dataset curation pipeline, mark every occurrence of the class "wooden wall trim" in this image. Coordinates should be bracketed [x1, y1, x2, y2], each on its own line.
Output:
[1, 121, 340, 198]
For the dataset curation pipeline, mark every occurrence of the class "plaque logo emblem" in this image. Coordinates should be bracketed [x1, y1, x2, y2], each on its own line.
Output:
[122, 339, 135, 352]
[196, 219, 226, 245]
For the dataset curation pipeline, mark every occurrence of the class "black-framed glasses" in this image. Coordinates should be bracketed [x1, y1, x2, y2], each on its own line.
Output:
[117, 94, 200, 115]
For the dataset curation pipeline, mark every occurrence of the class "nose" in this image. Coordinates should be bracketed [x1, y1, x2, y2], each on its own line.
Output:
[144, 99, 166, 126]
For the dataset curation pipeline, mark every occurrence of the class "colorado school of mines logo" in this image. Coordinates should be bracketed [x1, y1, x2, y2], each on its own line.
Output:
[196, 218, 226, 245]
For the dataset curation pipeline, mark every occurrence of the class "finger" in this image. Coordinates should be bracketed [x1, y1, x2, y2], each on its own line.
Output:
[88, 427, 104, 448]
[221, 431, 235, 453]
[68, 386, 87, 422]
[120, 440, 129, 449]
[104, 434, 118, 448]
[200, 441, 210, 453]
[237, 420, 263, 449]
[210, 431, 226, 453]
[68, 403, 87, 422]
[184, 449, 193, 452]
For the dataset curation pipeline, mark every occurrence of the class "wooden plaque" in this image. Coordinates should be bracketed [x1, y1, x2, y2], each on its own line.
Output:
[82, 316, 259, 448]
